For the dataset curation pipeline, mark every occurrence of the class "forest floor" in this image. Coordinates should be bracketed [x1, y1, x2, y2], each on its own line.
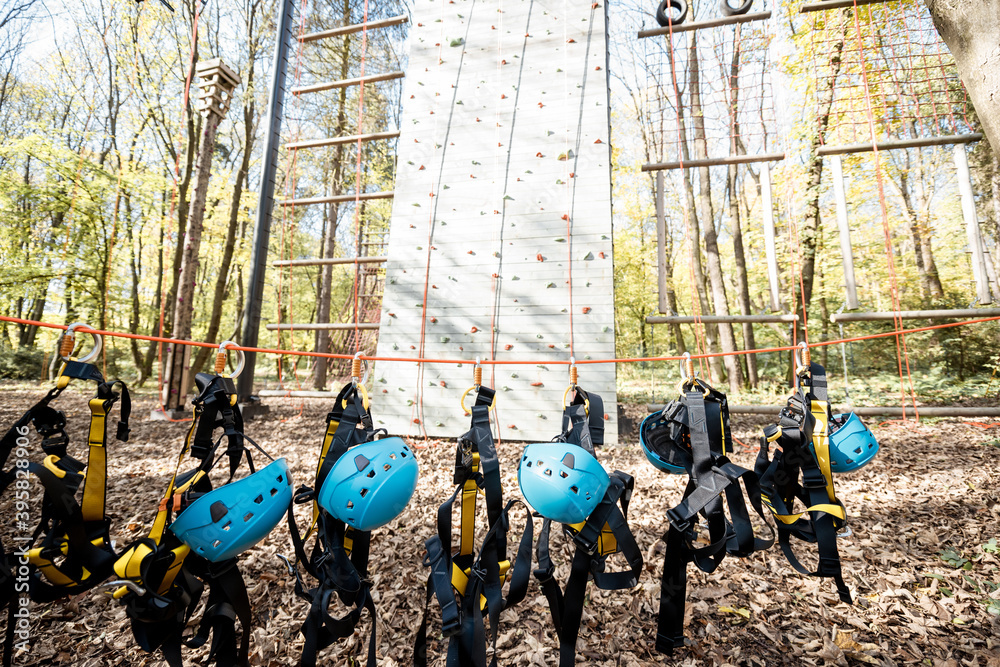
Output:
[1, 385, 999, 667]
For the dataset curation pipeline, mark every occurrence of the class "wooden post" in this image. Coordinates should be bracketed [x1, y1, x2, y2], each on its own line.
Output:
[954, 144, 993, 304]
[161, 58, 241, 413]
[760, 165, 781, 312]
[830, 155, 860, 309]
[655, 171, 668, 314]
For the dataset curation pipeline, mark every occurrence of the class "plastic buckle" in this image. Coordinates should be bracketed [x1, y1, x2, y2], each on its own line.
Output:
[666, 507, 694, 535]
[801, 469, 829, 490]
[532, 565, 556, 585]
[817, 555, 841, 577]
[570, 527, 600, 556]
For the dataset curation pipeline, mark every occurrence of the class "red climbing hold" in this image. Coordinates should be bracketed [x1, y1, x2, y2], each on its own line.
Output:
[561, 214, 570, 221]
[599, 251, 606, 259]
[468, 250, 475, 255]
[440, 381, 448, 388]
[569, 172, 575, 178]
[537, 102, 544, 108]
[431, 317, 438, 323]
[501, 59, 507, 65]
[536, 253, 545, 261]
[413, 419, 422, 425]
[530, 382, 544, 387]
[500, 94, 506, 99]
[505, 344, 513, 350]
[604, 413, 609, 420]
[410, 345, 416, 349]
[383, 389, 388, 393]
[582, 307, 592, 314]
[594, 139, 603, 144]
[470, 174, 476, 178]
[536, 151, 544, 157]
[508, 425, 517, 430]
[418, 165, 425, 170]
[548, 344, 555, 349]
[566, 38, 576, 43]
[471, 326, 479, 333]
[388, 312, 396, 317]
[592, 2, 599, 7]
[432, 285, 438, 289]
[595, 66, 602, 71]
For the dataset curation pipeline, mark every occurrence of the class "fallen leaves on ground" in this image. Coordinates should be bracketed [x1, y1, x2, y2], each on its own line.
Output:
[1, 387, 998, 666]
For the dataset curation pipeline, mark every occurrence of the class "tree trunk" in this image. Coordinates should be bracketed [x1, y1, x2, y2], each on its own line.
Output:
[926, 0, 1000, 152]
[312, 0, 353, 390]
[165, 107, 225, 410]
[689, 32, 741, 392]
[726, 26, 757, 387]
[799, 10, 849, 341]
[676, 88, 722, 382]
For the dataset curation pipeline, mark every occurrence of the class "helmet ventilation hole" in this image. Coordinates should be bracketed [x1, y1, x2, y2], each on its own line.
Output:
[212, 540, 222, 548]
[270, 487, 278, 496]
[253, 494, 264, 504]
[360, 488, 369, 498]
[400, 450, 408, 457]
[222, 522, 232, 531]
[277, 474, 284, 483]
[243, 512, 254, 522]
[347, 500, 354, 509]
[853, 446, 863, 454]
[384, 463, 392, 471]
[367, 470, 376, 478]
[525, 460, 532, 467]
[844, 458, 854, 465]
[569, 485, 579, 494]
[389, 453, 397, 460]
[559, 471, 568, 479]
[543, 468, 553, 476]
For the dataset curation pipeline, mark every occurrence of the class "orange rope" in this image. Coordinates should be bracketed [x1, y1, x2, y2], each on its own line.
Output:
[8, 314, 1000, 369]
[847, 1, 920, 420]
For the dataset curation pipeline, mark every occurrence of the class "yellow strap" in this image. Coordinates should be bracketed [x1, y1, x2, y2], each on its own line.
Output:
[309, 418, 340, 538]
[344, 526, 354, 558]
[451, 560, 511, 608]
[772, 503, 847, 525]
[809, 400, 838, 504]
[459, 453, 480, 558]
[81, 397, 109, 523]
[565, 520, 618, 557]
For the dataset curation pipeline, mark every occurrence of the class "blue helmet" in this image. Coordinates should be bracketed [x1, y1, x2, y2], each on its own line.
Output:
[518, 443, 610, 524]
[316, 438, 418, 532]
[827, 413, 879, 473]
[170, 458, 293, 562]
[639, 412, 687, 475]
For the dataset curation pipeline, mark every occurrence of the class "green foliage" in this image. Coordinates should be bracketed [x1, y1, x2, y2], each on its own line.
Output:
[0, 347, 45, 380]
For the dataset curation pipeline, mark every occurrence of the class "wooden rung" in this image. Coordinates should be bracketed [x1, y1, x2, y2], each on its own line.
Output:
[637, 11, 771, 37]
[272, 256, 387, 268]
[831, 307, 1000, 323]
[643, 152, 785, 171]
[286, 130, 401, 150]
[300, 15, 409, 43]
[817, 133, 983, 156]
[265, 323, 380, 331]
[647, 314, 799, 324]
[292, 71, 405, 96]
[280, 191, 394, 206]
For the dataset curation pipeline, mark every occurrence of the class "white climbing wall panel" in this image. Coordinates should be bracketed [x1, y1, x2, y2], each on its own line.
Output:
[373, 0, 617, 444]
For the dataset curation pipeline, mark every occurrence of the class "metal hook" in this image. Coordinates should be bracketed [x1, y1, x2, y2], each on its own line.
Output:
[351, 351, 370, 387]
[58, 322, 103, 364]
[216, 341, 245, 378]
[101, 579, 147, 596]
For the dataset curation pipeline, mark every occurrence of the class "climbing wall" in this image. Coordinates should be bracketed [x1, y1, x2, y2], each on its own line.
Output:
[373, 0, 617, 444]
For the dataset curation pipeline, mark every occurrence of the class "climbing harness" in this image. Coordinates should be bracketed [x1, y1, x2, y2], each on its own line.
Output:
[111, 342, 291, 667]
[286, 356, 419, 667]
[754, 343, 853, 604]
[417, 361, 534, 667]
[0, 324, 130, 665]
[523, 369, 643, 667]
[643, 354, 774, 654]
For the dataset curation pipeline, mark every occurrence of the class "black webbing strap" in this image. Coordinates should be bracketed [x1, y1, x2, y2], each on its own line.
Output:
[285, 383, 380, 667]
[755, 363, 852, 604]
[533, 472, 643, 667]
[655, 388, 774, 654]
[417, 385, 534, 667]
